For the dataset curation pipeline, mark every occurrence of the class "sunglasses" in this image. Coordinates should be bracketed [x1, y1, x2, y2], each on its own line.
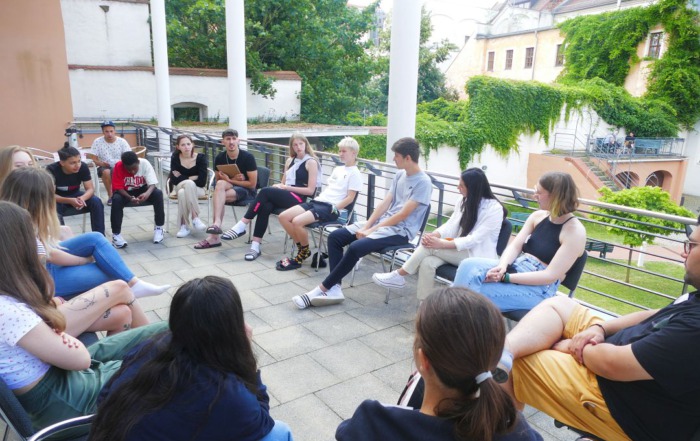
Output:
[684, 240, 699, 254]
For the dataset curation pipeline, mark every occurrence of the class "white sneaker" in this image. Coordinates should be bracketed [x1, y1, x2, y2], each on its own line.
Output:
[372, 270, 406, 288]
[292, 286, 324, 310]
[176, 224, 191, 238]
[112, 234, 127, 249]
[192, 217, 207, 232]
[311, 284, 345, 307]
[153, 226, 165, 243]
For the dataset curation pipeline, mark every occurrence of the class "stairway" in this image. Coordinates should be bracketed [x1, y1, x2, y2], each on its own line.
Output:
[581, 156, 620, 191]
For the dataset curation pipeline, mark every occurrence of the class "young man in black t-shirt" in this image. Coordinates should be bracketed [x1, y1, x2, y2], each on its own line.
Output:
[194, 129, 258, 249]
[496, 224, 700, 441]
[47, 148, 105, 235]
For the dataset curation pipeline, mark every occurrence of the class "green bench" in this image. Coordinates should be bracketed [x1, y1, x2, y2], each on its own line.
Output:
[585, 239, 614, 258]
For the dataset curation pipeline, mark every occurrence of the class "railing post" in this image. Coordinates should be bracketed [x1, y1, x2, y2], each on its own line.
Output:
[367, 174, 376, 219]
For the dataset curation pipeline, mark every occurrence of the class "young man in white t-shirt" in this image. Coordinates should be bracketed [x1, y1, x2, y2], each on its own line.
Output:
[276, 137, 363, 271]
[91, 121, 132, 205]
[110, 151, 164, 247]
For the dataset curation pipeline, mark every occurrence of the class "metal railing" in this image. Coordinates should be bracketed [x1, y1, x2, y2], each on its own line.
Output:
[586, 137, 685, 158]
[130, 123, 697, 317]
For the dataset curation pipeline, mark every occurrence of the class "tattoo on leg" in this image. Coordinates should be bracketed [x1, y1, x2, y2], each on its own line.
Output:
[65, 293, 97, 311]
[103, 286, 109, 298]
[103, 308, 112, 319]
[123, 323, 132, 330]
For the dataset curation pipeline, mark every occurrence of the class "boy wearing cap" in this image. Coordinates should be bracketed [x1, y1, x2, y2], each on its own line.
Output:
[91, 121, 132, 205]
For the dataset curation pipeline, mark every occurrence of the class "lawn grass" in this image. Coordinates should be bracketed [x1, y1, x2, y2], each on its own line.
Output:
[569, 258, 686, 315]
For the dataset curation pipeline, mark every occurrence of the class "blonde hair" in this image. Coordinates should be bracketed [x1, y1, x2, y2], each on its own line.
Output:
[337, 137, 360, 154]
[0, 167, 63, 253]
[288, 133, 317, 160]
[0, 145, 36, 188]
[538, 172, 579, 218]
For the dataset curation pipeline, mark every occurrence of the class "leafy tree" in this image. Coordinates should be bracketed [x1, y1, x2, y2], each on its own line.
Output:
[366, 7, 458, 115]
[590, 186, 694, 279]
[165, 0, 380, 122]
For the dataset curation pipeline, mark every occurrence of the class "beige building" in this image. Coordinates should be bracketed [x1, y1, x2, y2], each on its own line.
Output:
[441, 0, 697, 204]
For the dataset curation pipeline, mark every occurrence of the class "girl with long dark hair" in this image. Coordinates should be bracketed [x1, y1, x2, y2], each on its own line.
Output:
[373, 168, 506, 300]
[336, 287, 542, 441]
[89, 276, 293, 441]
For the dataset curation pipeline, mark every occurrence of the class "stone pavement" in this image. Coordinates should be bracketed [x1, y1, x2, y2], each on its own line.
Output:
[10, 201, 580, 441]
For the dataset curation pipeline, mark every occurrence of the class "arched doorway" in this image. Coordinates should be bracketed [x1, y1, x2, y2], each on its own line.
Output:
[645, 170, 671, 191]
[172, 102, 208, 122]
[615, 171, 639, 188]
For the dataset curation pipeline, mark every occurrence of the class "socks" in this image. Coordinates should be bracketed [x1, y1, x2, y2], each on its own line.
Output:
[294, 244, 311, 263]
[499, 349, 514, 372]
[234, 221, 247, 235]
[131, 280, 171, 299]
[251, 241, 261, 252]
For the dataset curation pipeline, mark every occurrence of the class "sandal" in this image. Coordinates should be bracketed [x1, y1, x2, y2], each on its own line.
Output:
[194, 239, 222, 249]
[222, 228, 244, 240]
[205, 225, 223, 234]
[245, 248, 261, 261]
[276, 257, 301, 271]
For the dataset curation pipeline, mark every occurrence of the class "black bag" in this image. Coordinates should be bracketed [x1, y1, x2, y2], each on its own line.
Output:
[311, 252, 328, 268]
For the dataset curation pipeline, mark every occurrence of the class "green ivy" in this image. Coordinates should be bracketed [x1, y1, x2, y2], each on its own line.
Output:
[559, 0, 700, 128]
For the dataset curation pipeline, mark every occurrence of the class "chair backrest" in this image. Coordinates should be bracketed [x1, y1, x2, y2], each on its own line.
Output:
[412, 204, 433, 246]
[563, 251, 588, 295]
[131, 146, 147, 159]
[338, 191, 361, 225]
[496, 219, 513, 256]
[253, 166, 271, 191]
[1, 376, 34, 439]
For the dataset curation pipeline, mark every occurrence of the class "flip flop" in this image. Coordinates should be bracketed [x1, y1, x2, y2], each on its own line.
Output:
[206, 225, 223, 234]
[276, 257, 301, 271]
[222, 228, 244, 240]
[245, 248, 261, 261]
[194, 240, 222, 249]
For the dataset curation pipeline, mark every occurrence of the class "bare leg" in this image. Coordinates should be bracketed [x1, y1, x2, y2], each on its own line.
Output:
[290, 210, 316, 245]
[59, 280, 137, 336]
[279, 206, 306, 241]
[207, 185, 238, 244]
[505, 296, 579, 358]
[101, 169, 113, 197]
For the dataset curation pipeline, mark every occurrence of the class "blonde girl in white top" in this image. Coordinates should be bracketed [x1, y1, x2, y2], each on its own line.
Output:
[373, 168, 505, 299]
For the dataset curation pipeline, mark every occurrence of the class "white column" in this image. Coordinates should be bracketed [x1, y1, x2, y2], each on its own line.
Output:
[385, 0, 421, 158]
[151, 0, 172, 154]
[226, 0, 248, 146]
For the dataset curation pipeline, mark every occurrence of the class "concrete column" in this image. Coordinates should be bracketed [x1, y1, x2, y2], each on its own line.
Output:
[385, 0, 421, 158]
[226, 0, 248, 146]
[150, 0, 172, 153]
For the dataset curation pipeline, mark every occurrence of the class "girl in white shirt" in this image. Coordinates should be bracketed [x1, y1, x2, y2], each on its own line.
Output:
[0, 201, 165, 432]
[373, 168, 506, 300]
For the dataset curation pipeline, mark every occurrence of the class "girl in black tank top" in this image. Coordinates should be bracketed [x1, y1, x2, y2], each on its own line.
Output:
[522, 216, 575, 265]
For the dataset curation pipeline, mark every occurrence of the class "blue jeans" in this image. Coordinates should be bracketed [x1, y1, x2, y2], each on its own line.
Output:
[260, 421, 294, 441]
[46, 232, 135, 299]
[452, 254, 560, 312]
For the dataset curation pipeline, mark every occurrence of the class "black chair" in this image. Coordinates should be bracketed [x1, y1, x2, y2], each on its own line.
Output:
[306, 195, 360, 271]
[227, 166, 271, 242]
[502, 251, 588, 321]
[434, 218, 513, 285]
[0, 377, 93, 441]
[350, 205, 433, 303]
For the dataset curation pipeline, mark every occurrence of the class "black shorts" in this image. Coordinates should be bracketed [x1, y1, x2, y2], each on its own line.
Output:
[97, 165, 111, 176]
[233, 185, 255, 201]
[300, 200, 339, 223]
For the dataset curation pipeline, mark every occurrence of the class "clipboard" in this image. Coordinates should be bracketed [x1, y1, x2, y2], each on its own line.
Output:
[216, 164, 241, 179]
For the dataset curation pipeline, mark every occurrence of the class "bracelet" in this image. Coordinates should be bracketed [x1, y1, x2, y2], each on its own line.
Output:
[501, 273, 510, 283]
[590, 323, 607, 338]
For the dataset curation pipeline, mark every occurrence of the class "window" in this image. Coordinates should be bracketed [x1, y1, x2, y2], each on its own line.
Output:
[505, 49, 513, 70]
[648, 32, 663, 58]
[524, 47, 534, 68]
[555, 44, 565, 66]
[487, 51, 495, 71]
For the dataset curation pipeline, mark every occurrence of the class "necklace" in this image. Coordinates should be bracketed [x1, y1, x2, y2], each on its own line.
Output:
[226, 152, 238, 165]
